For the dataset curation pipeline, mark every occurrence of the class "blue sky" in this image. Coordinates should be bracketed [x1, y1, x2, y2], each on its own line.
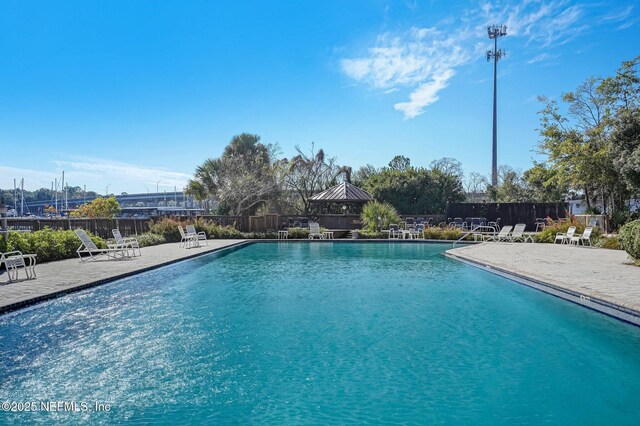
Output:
[1, 0, 638, 194]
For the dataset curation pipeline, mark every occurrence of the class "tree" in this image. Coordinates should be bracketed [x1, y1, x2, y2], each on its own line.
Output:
[70, 196, 121, 218]
[430, 157, 463, 178]
[186, 134, 281, 215]
[522, 162, 567, 202]
[464, 172, 488, 202]
[388, 155, 411, 171]
[281, 144, 340, 215]
[352, 164, 379, 187]
[360, 156, 465, 214]
[611, 108, 640, 192]
[536, 57, 640, 214]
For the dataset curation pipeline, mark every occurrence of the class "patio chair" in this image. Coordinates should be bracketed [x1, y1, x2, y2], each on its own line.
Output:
[1, 251, 37, 283]
[75, 229, 128, 261]
[404, 217, 415, 229]
[186, 225, 208, 246]
[452, 217, 466, 230]
[509, 223, 532, 243]
[482, 225, 513, 242]
[112, 229, 141, 257]
[534, 218, 546, 232]
[469, 217, 483, 231]
[554, 226, 576, 245]
[410, 224, 425, 239]
[178, 225, 199, 248]
[570, 226, 593, 246]
[487, 218, 501, 232]
[388, 224, 401, 239]
[308, 222, 324, 239]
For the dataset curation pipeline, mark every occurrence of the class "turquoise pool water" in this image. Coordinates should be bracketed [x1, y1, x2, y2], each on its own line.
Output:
[1, 242, 640, 424]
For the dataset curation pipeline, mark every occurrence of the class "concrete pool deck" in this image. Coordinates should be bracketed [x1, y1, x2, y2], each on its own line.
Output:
[0, 240, 247, 313]
[447, 242, 640, 325]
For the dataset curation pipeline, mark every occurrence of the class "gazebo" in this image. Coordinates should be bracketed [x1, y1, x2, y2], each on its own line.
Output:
[309, 182, 373, 215]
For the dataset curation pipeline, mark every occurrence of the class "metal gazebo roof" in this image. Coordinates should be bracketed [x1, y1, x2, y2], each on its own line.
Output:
[309, 182, 373, 203]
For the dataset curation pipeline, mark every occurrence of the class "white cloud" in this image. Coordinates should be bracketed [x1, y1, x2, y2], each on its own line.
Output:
[341, 27, 472, 118]
[527, 52, 558, 64]
[341, 0, 615, 118]
[394, 69, 455, 119]
[1, 158, 191, 194]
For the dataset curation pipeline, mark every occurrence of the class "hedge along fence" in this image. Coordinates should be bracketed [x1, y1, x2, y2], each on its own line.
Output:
[0, 228, 106, 263]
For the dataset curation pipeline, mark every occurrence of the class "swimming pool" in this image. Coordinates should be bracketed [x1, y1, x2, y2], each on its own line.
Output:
[1, 242, 640, 424]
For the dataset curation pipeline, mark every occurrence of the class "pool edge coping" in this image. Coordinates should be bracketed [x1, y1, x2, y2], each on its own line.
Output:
[444, 251, 640, 327]
[0, 240, 254, 315]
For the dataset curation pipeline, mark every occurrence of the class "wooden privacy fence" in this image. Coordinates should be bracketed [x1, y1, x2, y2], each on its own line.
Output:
[5, 218, 151, 239]
[446, 202, 568, 231]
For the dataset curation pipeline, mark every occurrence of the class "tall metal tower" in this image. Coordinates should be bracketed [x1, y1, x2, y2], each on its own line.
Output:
[487, 25, 507, 187]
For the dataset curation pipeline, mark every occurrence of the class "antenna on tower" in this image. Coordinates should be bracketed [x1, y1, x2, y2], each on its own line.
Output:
[487, 24, 507, 188]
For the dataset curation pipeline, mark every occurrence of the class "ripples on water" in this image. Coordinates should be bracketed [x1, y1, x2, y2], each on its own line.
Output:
[1, 242, 640, 424]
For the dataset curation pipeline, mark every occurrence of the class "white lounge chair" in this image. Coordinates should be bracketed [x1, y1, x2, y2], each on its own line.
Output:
[570, 226, 593, 246]
[178, 225, 199, 248]
[555, 226, 576, 244]
[112, 229, 141, 257]
[1, 251, 37, 283]
[482, 225, 513, 242]
[509, 223, 532, 242]
[75, 229, 127, 261]
[308, 222, 324, 239]
[186, 225, 208, 246]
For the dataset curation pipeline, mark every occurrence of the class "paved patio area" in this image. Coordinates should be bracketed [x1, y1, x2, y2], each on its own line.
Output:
[0, 240, 247, 313]
[447, 242, 640, 316]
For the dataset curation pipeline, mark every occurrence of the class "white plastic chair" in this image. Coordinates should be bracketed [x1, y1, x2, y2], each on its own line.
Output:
[75, 229, 128, 261]
[570, 226, 593, 246]
[0, 251, 37, 282]
[178, 226, 199, 248]
[112, 229, 141, 256]
[509, 224, 532, 242]
[482, 225, 513, 242]
[308, 222, 324, 239]
[186, 225, 208, 246]
[555, 226, 576, 245]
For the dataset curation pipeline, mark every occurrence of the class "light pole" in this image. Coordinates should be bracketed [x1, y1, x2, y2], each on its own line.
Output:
[106, 184, 111, 196]
[487, 24, 507, 187]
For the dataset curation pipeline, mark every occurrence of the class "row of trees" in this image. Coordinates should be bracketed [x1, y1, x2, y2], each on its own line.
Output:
[187, 52, 638, 219]
[476, 56, 640, 218]
[185, 134, 466, 216]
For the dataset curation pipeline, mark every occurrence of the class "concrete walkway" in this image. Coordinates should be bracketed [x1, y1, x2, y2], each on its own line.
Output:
[447, 242, 640, 319]
[0, 240, 247, 313]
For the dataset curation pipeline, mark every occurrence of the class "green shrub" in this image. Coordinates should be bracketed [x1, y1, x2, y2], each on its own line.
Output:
[286, 227, 310, 239]
[4, 228, 105, 263]
[197, 221, 244, 239]
[619, 220, 640, 262]
[358, 230, 382, 239]
[597, 235, 621, 250]
[361, 201, 402, 232]
[136, 233, 167, 247]
[244, 231, 278, 239]
[149, 218, 244, 241]
[148, 218, 183, 242]
[423, 227, 463, 240]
